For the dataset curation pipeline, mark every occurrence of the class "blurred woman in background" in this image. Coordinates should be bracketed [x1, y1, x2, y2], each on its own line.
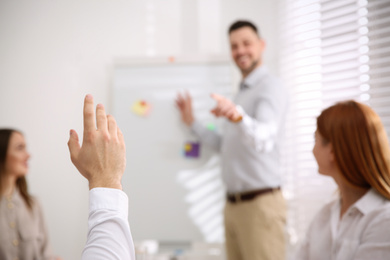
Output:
[297, 100, 390, 259]
[0, 128, 61, 260]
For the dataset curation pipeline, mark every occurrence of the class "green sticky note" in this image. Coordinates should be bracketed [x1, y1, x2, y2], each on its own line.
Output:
[207, 123, 216, 131]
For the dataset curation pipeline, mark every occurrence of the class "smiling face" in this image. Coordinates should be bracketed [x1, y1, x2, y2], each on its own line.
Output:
[229, 26, 265, 78]
[5, 132, 30, 178]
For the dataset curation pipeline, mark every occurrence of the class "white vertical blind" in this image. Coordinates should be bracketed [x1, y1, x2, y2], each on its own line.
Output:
[278, 0, 390, 257]
[367, 0, 390, 137]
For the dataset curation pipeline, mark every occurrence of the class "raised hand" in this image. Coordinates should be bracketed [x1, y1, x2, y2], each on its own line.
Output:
[175, 91, 195, 126]
[68, 94, 126, 190]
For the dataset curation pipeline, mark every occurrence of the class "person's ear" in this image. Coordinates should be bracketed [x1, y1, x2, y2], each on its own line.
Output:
[329, 144, 335, 162]
[259, 39, 266, 51]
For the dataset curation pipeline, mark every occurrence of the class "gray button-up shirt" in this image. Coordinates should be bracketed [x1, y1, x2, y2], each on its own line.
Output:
[192, 66, 288, 193]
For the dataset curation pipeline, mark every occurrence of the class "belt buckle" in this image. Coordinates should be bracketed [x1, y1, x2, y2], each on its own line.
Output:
[234, 193, 241, 203]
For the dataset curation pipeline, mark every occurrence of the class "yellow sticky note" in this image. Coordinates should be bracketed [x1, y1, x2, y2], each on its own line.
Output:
[131, 100, 151, 116]
[184, 144, 192, 151]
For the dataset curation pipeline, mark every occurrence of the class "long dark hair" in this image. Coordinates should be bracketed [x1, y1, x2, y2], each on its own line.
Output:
[0, 129, 33, 209]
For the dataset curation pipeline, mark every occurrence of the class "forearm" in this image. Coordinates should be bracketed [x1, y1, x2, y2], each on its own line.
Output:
[236, 106, 279, 152]
[82, 188, 135, 260]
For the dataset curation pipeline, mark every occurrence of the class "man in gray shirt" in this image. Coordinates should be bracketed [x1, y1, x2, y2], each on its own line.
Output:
[176, 20, 288, 260]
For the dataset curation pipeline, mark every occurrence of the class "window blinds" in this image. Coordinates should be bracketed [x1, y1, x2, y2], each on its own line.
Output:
[367, 0, 390, 136]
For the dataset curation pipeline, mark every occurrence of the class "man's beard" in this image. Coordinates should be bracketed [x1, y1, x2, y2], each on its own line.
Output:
[240, 59, 259, 76]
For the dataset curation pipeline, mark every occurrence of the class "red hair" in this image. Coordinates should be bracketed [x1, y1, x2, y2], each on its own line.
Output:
[317, 101, 390, 199]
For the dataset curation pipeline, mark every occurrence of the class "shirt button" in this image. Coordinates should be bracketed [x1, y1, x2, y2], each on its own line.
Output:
[10, 222, 16, 228]
[13, 239, 19, 246]
[7, 203, 14, 209]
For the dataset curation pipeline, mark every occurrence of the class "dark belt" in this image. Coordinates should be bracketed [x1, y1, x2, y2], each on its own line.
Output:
[227, 187, 280, 203]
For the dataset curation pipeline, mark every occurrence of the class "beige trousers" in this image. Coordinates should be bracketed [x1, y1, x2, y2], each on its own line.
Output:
[224, 189, 286, 260]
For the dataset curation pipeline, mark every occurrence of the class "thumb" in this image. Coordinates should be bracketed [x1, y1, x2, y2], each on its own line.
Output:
[67, 129, 80, 162]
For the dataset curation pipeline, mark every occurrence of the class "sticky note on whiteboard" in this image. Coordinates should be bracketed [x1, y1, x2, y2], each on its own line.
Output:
[183, 142, 200, 158]
[206, 123, 216, 131]
[131, 100, 151, 117]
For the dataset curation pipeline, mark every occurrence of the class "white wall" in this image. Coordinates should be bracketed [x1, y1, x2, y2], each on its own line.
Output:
[0, 0, 279, 259]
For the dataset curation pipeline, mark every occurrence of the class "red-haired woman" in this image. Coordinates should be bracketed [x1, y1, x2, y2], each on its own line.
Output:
[297, 100, 390, 259]
[0, 129, 61, 260]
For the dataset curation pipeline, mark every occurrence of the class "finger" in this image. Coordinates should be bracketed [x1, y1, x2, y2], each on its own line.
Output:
[185, 99, 192, 111]
[117, 127, 126, 167]
[186, 94, 192, 106]
[176, 93, 184, 106]
[117, 127, 125, 147]
[211, 100, 223, 114]
[96, 104, 108, 133]
[226, 109, 235, 120]
[83, 94, 96, 135]
[185, 91, 192, 101]
[175, 97, 183, 107]
[211, 108, 220, 117]
[219, 104, 231, 116]
[211, 94, 225, 112]
[67, 129, 80, 162]
[176, 101, 185, 112]
[177, 92, 192, 111]
[210, 93, 223, 102]
[107, 114, 118, 137]
[177, 92, 183, 100]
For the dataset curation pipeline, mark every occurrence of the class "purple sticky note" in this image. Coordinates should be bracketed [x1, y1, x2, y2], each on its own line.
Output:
[184, 142, 200, 158]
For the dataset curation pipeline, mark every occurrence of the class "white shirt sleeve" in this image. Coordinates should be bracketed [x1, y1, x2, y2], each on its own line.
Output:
[236, 105, 279, 153]
[294, 234, 310, 260]
[82, 188, 136, 260]
[354, 211, 390, 259]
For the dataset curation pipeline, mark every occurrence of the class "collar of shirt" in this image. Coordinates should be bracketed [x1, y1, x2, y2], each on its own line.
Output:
[353, 188, 386, 215]
[330, 188, 386, 233]
[3, 188, 22, 204]
[240, 65, 267, 90]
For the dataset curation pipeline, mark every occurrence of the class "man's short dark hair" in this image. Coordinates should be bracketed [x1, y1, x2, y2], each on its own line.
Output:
[228, 20, 260, 37]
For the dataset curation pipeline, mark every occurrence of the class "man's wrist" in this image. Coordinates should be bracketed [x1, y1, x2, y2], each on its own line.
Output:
[185, 116, 195, 126]
[89, 180, 122, 190]
[230, 114, 243, 123]
[230, 105, 245, 123]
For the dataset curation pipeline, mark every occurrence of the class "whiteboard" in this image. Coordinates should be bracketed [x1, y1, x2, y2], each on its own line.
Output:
[111, 58, 234, 243]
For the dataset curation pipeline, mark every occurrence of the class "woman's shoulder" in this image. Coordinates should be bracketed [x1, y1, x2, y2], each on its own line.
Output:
[307, 197, 339, 231]
[361, 189, 390, 222]
[14, 189, 43, 215]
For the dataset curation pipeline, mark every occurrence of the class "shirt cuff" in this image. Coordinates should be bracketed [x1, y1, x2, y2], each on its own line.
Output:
[89, 188, 129, 218]
[236, 106, 250, 126]
[190, 120, 204, 136]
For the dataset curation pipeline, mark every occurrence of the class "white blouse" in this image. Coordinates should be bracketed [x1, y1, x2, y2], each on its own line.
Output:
[296, 189, 390, 260]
